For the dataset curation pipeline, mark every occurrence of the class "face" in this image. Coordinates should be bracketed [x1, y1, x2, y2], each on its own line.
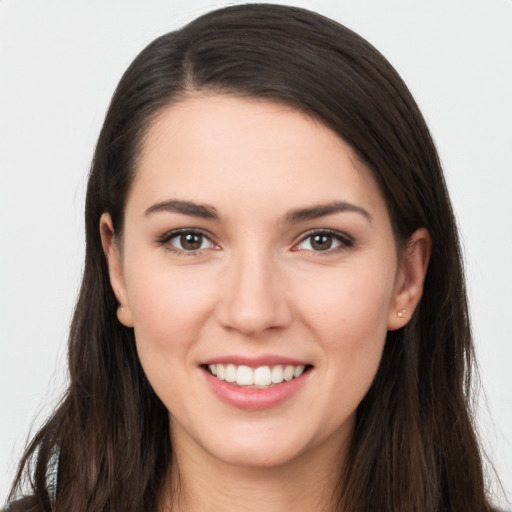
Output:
[102, 95, 427, 470]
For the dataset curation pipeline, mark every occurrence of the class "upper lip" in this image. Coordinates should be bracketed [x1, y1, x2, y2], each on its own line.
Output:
[201, 354, 311, 368]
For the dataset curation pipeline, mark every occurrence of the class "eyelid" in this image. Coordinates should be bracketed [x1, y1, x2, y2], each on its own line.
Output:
[156, 228, 219, 255]
[156, 227, 353, 255]
[292, 228, 354, 252]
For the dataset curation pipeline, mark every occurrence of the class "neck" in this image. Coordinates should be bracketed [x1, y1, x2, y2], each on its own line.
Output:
[163, 425, 350, 512]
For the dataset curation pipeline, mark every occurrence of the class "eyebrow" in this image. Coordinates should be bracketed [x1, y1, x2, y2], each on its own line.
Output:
[145, 199, 220, 220]
[284, 201, 372, 224]
[144, 198, 371, 224]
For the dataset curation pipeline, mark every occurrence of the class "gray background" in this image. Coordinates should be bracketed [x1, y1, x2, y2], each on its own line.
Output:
[1, 0, 511, 507]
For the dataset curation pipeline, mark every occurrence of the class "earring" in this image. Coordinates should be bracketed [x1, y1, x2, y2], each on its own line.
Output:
[397, 308, 406, 318]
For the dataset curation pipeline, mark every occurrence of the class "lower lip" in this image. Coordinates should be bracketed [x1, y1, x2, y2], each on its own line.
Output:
[202, 367, 311, 410]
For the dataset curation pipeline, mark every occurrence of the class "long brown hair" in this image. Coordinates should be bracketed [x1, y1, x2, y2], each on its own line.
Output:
[8, 4, 495, 511]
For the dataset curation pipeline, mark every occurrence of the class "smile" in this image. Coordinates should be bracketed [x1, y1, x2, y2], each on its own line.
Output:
[207, 363, 307, 388]
[203, 361, 313, 410]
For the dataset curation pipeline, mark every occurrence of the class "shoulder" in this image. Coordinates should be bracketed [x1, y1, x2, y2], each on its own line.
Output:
[1, 496, 44, 512]
[4, 444, 59, 512]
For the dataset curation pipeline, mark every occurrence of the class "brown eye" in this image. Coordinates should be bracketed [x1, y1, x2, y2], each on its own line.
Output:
[180, 233, 203, 251]
[310, 233, 333, 251]
[295, 230, 353, 253]
[164, 230, 215, 253]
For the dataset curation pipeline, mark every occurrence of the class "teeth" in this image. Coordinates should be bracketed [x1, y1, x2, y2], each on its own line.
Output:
[271, 365, 284, 383]
[207, 363, 307, 387]
[293, 365, 305, 378]
[283, 365, 294, 381]
[225, 364, 236, 383]
[254, 366, 271, 386]
[236, 365, 253, 386]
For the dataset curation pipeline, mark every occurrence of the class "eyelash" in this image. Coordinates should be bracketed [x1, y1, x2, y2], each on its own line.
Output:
[156, 229, 217, 256]
[293, 229, 354, 254]
[156, 228, 354, 256]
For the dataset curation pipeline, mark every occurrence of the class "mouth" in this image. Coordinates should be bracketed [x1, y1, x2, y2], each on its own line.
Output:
[201, 359, 313, 409]
[202, 363, 313, 389]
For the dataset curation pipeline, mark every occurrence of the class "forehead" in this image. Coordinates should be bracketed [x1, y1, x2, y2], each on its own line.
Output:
[128, 94, 387, 221]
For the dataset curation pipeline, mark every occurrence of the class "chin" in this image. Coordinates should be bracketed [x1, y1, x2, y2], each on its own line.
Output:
[195, 420, 334, 470]
[209, 440, 307, 469]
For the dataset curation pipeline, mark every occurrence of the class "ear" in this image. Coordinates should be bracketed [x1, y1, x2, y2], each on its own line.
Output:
[387, 228, 431, 331]
[99, 213, 134, 327]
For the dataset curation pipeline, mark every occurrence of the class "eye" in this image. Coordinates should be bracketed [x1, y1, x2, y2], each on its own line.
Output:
[158, 229, 216, 254]
[294, 230, 353, 252]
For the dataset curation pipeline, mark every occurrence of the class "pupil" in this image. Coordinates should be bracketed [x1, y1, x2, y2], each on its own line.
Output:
[311, 234, 332, 251]
[181, 233, 202, 250]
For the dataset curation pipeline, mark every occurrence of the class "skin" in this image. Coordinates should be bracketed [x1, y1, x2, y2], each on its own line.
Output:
[101, 95, 430, 511]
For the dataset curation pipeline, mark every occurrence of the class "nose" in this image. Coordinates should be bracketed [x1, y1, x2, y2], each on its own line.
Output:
[215, 249, 293, 336]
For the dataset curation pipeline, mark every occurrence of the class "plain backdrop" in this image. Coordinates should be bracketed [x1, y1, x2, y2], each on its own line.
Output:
[1, 0, 511, 507]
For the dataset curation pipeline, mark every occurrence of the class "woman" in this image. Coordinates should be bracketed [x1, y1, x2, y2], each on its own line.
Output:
[4, 3, 501, 511]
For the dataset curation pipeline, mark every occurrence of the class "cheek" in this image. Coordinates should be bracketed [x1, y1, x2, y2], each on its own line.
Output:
[124, 254, 217, 355]
[299, 258, 396, 393]
[298, 265, 394, 424]
[299, 260, 396, 343]
[123, 258, 219, 411]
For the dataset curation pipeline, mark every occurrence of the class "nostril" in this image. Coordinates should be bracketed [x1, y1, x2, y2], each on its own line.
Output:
[214, 262, 293, 334]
